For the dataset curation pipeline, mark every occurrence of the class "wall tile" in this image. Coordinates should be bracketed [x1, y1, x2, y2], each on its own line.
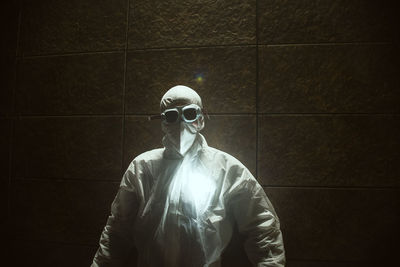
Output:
[0, 118, 12, 181]
[19, 0, 126, 55]
[1, 117, 12, 245]
[1, 0, 19, 116]
[3, 0, 19, 56]
[0, 179, 9, 254]
[125, 47, 256, 114]
[1, 59, 15, 116]
[12, 180, 119, 245]
[258, 44, 400, 113]
[11, 241, 98, 267]
[0, 0, 16, 245]
[0, 179, 8, 210]
[123, 116, 164, 170]
[0, 118, 10, 255]
[264, 187, 400, 264]
[13, 117, 123, 181]
[128, 0, 256, 49]
[202, 115, 257, 176]
[258, 0, 399, 44]
[258, 115, 400, 187]
[16, 53, 124, 115]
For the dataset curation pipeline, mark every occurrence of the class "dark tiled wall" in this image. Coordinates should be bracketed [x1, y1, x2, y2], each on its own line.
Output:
[4, 0, 399, 266]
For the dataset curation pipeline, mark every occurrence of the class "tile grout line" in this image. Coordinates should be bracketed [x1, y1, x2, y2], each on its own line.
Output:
[9, 112, 400, 118]
[11, 238, 99, 248]
[261, 185, 400, 190]
[255, 0, 259, 181]
[12, 0, 23, 115]
[20, 49, 126, 59]
[15, 0, 22, 58]
[8, 0, 23, 245]
[17, 41, 394, 59]
[14, 114, 126, 118]
[7, 119, 16, 243]
[263, 41, 392, 47]
[258, 113, 400, 116]
[18, 45, 257, 59]
[120, 0, 131, 177]
[14, 177, 121, 183]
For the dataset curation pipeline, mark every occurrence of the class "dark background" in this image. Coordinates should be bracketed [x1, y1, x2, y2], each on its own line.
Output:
[2, 0, 400, 266]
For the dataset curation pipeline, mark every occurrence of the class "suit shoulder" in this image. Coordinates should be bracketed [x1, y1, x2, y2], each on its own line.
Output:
[130, 148, 164, 165]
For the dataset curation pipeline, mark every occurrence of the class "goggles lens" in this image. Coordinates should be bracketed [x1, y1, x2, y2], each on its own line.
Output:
[162, 105, 201, 124]
[183, 108, 197, 121]
[164, 110, 179, 123]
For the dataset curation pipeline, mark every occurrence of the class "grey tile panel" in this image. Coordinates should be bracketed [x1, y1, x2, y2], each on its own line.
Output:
[258, 0, 399, 44]
[128, 0, 256, 49]
[19, 0, 127, 55]
[1, 1, 19, 116]
[16, 53, 125, 115]
[11, 241, 99, 267]
[12, 179, 119, 245]
[0, 118, 12, 181]
[258, 44, 400, 113]
[264, 187, 400, 263]
[13, 116, 123, 181]
[258, 115, 400, 187]
[1, 61, 16, 116]
[1, 179, 9, 246]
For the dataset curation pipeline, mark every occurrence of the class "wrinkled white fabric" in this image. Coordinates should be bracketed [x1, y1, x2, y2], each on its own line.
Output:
[92, 133, 286, 267]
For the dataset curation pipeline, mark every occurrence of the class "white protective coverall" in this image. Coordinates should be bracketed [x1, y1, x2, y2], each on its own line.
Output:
[92, 86, 285, 267]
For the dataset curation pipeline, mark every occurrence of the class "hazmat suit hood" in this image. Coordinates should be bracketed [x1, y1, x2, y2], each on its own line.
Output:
[160, 85, 205, 157]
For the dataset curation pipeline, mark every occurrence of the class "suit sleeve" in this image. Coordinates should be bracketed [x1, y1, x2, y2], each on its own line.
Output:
[230, 172, 286, 267]
[91, 161, 141, 267]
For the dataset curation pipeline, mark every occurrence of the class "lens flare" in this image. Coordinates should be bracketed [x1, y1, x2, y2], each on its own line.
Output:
[195, 73, 204, 83]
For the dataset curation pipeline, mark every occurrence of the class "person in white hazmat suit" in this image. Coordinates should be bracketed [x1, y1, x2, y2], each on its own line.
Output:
[91, 85, 286, 267]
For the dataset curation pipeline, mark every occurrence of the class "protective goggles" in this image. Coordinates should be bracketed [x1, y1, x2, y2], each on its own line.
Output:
[149, 104, 203, 124]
